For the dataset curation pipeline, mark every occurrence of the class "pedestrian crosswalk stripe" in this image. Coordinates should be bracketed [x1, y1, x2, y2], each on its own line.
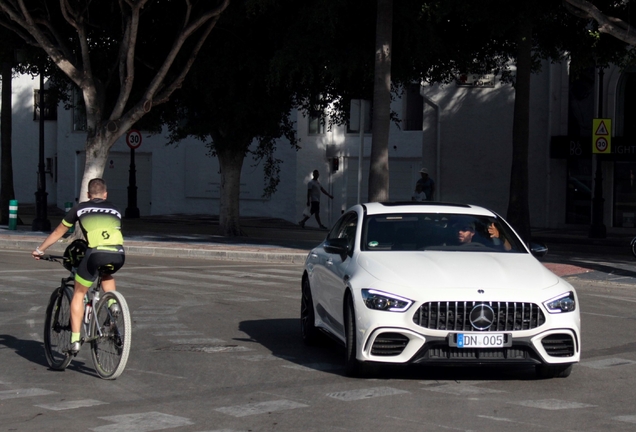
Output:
[327, 387, 409, 401]
[36, 399, 108, 411]
[0, 388, 57, 400]
[213, 270, 299, 281]
[513, 399, 595, 410]
[93, 412, 193, 432]
[215, 399, 308, 417]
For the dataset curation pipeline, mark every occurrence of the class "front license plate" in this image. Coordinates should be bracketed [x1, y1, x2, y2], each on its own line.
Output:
[457, 333, 505, 348]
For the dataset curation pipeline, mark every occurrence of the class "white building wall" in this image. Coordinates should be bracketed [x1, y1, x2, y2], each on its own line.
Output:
[2, 60, 609, 231]
[10, 75, 58, 205]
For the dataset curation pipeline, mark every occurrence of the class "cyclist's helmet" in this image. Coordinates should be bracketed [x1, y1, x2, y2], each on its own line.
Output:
[63, 239, 88, 271]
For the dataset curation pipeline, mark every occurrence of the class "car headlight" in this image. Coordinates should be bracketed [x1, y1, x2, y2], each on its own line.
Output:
[543, 292, 576, 313]
[361, 289, 413, 312]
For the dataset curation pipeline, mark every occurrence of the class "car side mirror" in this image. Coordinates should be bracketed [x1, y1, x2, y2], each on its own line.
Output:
[530, 242, 548, 258]
[324, 237, 349, 260]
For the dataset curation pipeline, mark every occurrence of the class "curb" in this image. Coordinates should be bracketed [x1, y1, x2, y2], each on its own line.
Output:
[0, 235, 308, 265]
[123, 245, 308, 264]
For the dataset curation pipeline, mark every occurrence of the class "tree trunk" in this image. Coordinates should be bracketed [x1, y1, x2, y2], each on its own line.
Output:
[217, 143, 246, 237]
[0, 60, 16, 225]
[368, 0, 393, 202]
[506, 14, 533, 244]
[78, 132, 118, 202]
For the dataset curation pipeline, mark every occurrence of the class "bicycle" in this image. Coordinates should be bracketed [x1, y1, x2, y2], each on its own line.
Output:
[40, 248, 131, 379]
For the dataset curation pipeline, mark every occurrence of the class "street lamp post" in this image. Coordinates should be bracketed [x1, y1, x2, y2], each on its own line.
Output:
[589, 67, 606, 239]
[32, 70, 50, 232]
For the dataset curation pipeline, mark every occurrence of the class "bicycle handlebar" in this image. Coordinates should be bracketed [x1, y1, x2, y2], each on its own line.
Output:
[40, 254, 66, 263]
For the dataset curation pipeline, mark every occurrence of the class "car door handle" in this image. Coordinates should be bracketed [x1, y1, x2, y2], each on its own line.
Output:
[326, 258, 333, 266]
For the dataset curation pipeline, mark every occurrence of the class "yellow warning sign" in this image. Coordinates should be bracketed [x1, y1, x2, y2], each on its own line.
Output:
[593, 118, 612, 154]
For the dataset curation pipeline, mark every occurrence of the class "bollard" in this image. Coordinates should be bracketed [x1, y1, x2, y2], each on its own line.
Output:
[8, 200, 18, 230]
[64, 202, 74, 233]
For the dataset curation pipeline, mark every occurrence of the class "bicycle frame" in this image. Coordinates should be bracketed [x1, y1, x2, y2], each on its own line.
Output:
[56, 267, 104, 342]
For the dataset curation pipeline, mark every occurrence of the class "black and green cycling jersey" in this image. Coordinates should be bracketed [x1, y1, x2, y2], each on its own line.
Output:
[62, 198, 124, 248]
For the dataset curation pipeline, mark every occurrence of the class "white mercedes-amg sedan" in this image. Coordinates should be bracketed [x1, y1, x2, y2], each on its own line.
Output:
[301, 202, 580, 378]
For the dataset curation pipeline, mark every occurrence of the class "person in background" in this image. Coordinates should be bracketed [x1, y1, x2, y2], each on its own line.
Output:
[299, 169, 333, 230]
[411, 183, 427, 202]
[416, 168, 435, 201]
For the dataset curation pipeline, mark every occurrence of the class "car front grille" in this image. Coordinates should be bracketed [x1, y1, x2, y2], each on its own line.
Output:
[413, 301, 546, 331]
[371, 332, 409, 356]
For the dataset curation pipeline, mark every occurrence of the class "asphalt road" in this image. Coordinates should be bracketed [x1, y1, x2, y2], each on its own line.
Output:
[2, 249, 636, 432]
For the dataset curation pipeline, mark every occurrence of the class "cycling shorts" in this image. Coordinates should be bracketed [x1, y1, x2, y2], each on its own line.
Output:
[75, 246, 125, 288]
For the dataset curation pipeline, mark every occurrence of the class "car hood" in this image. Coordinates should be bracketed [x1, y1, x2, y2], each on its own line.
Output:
[356, 251, 560, 291]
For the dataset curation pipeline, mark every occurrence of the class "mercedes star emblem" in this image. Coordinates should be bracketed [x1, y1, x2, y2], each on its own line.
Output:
[469, 304, 495, 330]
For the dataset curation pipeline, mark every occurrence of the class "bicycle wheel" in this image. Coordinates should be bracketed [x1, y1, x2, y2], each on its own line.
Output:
[43, 286, 74, 370]
[90, 291, 131, 379]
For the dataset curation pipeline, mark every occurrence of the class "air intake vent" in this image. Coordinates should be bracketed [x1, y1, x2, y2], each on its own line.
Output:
[371, 333, 409, 356]
[541, 334, 575, 357]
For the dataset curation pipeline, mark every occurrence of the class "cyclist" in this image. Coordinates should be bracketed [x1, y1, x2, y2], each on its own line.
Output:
[32, 178, 125, 353]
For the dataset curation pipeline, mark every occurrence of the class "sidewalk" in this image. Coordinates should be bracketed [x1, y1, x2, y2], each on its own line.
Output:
[0, 205, 327, 264]
[1, 204, 635, 264]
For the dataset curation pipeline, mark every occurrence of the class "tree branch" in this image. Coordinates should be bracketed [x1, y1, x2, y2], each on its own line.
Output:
[563, 0, 636, 45]
[142, 0, 229, 105]
[0, 0, 83, 84]
[110, 1, 144, 120]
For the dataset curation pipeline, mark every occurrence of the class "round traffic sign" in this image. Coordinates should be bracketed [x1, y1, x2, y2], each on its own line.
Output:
[126, 129, 142, 149]
[595, 137, 608, 153]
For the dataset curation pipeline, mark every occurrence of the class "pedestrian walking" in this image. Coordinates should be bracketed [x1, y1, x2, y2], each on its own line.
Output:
[299, 170, 333, 229]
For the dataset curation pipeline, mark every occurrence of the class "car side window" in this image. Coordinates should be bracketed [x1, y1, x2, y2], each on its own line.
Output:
[329, 212, 358, 256]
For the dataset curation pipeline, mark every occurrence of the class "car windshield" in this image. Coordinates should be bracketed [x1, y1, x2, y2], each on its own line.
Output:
[361, 213, 526, 253]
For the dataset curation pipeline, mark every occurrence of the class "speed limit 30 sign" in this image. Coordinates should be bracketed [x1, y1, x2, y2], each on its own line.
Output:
[126, 129, 142, 149]
[592, 119, 611, 154]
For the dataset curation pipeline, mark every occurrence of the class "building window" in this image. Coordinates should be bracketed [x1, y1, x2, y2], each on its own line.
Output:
[347, 99, 371, 133]
[33, 89, 57, 121]
[72, 87, 87, 132]
[403, 83, 423, 131]
[456, 73, 496, 88]
[308, 109, 325, 135]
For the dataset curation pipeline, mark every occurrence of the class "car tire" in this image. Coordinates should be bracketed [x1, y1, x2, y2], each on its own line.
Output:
[536, 364, 573, 379]
[344, 294, 369, 377]
[301, 278, 319, 345]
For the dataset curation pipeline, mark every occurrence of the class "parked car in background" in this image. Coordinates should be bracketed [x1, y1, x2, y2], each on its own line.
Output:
[301, 202, 580, 378]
